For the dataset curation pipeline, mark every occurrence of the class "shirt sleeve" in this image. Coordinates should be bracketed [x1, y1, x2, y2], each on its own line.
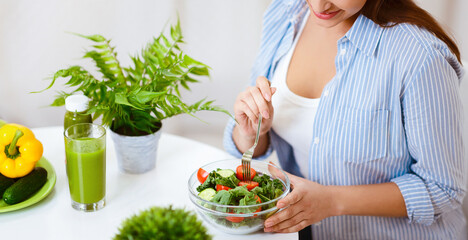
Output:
[391, 52, 466, 226]
[223, 118, 274, 160]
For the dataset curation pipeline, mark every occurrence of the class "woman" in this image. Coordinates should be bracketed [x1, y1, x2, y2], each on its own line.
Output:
[223, 0, 466, 239]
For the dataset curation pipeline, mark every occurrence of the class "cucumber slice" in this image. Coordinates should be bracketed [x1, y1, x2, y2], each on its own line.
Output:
[216, 169, 235, 178]
[198, 188, 216, 201]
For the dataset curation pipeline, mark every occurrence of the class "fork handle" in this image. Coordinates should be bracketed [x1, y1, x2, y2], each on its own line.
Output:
[253, 114, 262, 148]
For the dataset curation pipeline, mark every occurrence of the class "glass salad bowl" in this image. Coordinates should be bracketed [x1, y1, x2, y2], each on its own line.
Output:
[188, 159, 290, 234]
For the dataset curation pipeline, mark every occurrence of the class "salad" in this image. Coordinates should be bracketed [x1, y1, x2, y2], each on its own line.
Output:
[195, 165, 284, 227]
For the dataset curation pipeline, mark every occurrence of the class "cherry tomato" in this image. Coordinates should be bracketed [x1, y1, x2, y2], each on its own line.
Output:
[238, 181, 259, 191]
[236, 165, 256, 181]
[254, 195, 262, 212]
[216, 184, 232, 191]
[226, 215, 244, 223]
[197, 168, 209, 183]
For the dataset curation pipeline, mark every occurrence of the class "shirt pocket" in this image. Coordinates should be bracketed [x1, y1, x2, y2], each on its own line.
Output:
[330, 107, 390, 163]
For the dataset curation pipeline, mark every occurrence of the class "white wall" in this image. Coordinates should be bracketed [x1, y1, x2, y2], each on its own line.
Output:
[0, 0, 270, 145]
[0, 0, 176, 124]
[416, 0, 468, 61]
[0, 0, 466, 148]
[451, 0, 468, 65]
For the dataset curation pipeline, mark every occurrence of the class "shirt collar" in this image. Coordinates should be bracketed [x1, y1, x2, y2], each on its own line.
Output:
[282, 0, 296, 7]
[343, 14, 384, 57]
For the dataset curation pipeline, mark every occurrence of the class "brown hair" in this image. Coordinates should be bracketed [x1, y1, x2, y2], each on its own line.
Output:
[361, 0, 461, 63]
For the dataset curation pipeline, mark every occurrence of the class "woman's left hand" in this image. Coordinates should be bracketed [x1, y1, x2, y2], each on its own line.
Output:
[264, 170, 337, 233]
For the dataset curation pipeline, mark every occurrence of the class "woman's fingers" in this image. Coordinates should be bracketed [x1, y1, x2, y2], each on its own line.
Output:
[278, 189, 298, 208]
[267, 162, 281, 179]
[278, 187, 302, 208]
[267, 162, 299, 193]
[264, 211, 307, 232]
[249, 87, 271, 119]
[256, 76, 273, 102]
[275, 172, 303, 209]
[266, 162, 302, 208]
[239, 84, 274, 122]
[267, 161, 289, 183]
[272, 220, 311, 233]
[233, 76, 276, 137]
[265, 203, 303, 228]
[262, 164, 330, 233]
[271, 87, 277, 95]
[240, 89, 260, 122]
[235, 101, 257, 125]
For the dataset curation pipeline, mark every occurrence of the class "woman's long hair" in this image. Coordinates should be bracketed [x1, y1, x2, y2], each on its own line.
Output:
[361, 0, 461, 62]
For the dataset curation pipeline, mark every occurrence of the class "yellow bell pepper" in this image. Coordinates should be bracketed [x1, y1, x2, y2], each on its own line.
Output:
[0, 124, 43, 178]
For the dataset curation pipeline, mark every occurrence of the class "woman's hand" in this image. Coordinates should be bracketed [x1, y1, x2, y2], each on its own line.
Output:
[264, 163, 407, 233]
[232, 76, 276, 155]
[264, 169, 338, 233]
[234, 76, 276, 138]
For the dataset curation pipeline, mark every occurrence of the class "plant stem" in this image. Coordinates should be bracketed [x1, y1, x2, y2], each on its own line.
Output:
[8, 130, 23, 156]
[105, 40, 127, 86]
[163, 36, 182, 59]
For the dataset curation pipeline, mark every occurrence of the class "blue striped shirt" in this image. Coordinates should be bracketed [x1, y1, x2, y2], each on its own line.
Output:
[223, 0, 467, 239]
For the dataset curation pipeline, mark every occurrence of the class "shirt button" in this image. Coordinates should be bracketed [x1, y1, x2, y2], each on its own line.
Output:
[340, 49, 346, 55]
[314, 137, 320, 144]
[323, 90, 329, 96]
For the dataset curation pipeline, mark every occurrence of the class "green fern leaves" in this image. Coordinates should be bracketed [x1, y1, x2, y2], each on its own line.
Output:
[37, 19, 230, 136]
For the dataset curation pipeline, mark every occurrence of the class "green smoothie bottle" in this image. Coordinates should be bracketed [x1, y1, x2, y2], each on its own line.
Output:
[64, 95, 92, 130]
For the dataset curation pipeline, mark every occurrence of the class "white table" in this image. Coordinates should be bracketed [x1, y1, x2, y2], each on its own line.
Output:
[0, 126, 297, 240]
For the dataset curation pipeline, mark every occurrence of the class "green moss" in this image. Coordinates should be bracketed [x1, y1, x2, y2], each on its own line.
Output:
[114, 206, 212, 240]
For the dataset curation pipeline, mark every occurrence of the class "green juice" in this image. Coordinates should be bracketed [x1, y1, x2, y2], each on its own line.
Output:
[65, 138, 106, 204]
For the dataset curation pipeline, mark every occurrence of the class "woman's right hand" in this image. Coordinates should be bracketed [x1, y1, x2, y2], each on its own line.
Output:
[233, 76, 276, 140]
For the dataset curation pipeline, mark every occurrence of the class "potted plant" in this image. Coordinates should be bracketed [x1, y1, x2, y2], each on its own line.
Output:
[37, 20, 230, 174]
[114, 205, 212, 240]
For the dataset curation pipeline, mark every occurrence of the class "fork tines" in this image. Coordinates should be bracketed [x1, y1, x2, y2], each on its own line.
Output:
[241, 153, 252, 182]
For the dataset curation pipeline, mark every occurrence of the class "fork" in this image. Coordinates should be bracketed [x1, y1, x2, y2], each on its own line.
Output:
[242, 114, 262, 181]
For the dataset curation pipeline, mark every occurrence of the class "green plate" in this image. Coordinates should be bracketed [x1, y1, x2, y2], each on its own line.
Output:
[0, 157, 57, 213]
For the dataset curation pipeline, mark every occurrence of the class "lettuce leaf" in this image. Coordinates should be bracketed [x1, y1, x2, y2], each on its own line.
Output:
[196, 172, 218, 192]
[215, 174, 240, 189]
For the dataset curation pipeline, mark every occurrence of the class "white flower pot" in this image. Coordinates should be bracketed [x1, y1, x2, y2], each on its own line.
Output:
[109, 128, 162, 174]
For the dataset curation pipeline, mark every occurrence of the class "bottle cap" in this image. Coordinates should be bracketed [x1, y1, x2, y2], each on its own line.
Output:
[65, 95, 90, 112]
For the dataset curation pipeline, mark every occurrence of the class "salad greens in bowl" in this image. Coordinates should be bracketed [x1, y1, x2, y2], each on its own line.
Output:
[188, 159, 290, 234]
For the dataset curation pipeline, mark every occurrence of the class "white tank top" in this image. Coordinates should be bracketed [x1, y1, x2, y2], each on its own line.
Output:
[271, 11, 319, 179]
